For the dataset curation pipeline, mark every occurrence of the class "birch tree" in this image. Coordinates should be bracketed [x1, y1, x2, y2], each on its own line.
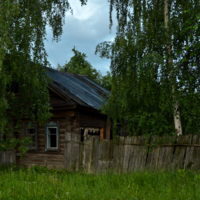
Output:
[96, 0, 200, 136]
[164, 0, 182, 135]
[0, 0, 87, 152]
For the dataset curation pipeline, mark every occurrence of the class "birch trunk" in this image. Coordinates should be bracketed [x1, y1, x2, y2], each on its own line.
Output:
[164, 0, 182, 136]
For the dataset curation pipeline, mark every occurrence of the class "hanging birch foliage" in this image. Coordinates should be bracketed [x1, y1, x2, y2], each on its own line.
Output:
[0, 0, 87, 152]
[96, 0, 200, 136]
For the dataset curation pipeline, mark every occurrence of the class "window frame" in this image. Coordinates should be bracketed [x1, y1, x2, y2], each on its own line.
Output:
[24, 123, 38, 151]
[45, 121, 60, 152]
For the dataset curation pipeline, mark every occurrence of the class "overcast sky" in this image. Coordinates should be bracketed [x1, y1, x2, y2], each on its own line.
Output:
[44, 0, 117, 75]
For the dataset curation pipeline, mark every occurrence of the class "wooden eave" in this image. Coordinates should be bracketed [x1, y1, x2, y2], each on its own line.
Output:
[48, 85, 72, 103]
[48, 82, 90, 108]
[75, 104, 107, 118]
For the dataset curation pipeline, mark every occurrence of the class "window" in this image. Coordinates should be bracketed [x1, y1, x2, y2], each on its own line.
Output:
[25, 124, 38, 150]
[47, 127, 58, 148]
[45, 122, 60, 151]
[80, 127, 100, 141]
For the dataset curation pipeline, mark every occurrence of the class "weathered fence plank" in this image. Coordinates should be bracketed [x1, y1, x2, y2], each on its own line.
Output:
[71, 133, 81, 170]
[128, 136, 148, 172]
[5, 132, 200, 173]
[157, 136, 175, 169]
[146, 136, 160, 171]
[64, 132, 81, 170]
[184, 135, 200, 169]
[113, 137, 124, 173]
[98, 139, 113, 173]
[64, 132, 71, 169]
[122, 136, 134, 173]
[90, 136, 99, 173]
[173, 135, 192, 169]
[191, 135, 200, 169]
[82, 137, 93, 173]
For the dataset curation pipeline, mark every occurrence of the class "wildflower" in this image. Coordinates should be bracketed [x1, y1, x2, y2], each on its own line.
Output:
[66, 192, 69, 195]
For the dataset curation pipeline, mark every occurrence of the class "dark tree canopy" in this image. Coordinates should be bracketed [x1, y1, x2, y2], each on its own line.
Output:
[96, 0, 200, 136]
[0, 0, 87, 152]
[57, 47, 112, 91]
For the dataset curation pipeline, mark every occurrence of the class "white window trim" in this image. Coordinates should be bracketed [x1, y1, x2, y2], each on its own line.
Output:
[45, 121, 60, 152]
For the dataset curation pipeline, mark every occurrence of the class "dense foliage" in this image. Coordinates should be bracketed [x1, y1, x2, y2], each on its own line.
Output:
[57, 47, 112, 90]
[0, 0, 87, 152]
[96, 0, 200, 136]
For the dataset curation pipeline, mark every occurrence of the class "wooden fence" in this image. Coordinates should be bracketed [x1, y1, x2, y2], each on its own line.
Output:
[65, 133, 200, 173]
[0, 151, 16, 166]
[1, 133, 200, 173]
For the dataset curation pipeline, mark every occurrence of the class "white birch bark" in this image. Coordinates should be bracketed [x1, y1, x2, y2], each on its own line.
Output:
[164, 0, 182, 136]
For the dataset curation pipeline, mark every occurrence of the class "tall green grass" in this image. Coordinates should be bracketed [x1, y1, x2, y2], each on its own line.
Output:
[0, 165, 200, 200]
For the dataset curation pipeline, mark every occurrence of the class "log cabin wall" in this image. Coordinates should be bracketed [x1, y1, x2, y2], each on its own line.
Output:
[1, 67, 112, 169]
[16, 110, 79, 170]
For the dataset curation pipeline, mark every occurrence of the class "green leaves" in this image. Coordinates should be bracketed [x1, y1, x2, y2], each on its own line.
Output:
[97, 0, 200, 137]
[0, 0, 87, 152]
[57, 47, 112, 91]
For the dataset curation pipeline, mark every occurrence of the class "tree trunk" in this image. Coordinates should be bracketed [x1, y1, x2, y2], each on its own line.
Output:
[164, 0, 182, 136]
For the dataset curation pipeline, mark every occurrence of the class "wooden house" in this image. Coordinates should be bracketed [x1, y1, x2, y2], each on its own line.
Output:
[15, 67, 111, 169]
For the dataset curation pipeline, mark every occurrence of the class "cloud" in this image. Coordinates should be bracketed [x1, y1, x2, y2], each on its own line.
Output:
[66, 0, 101, 20]
[44, 0, 117, 75]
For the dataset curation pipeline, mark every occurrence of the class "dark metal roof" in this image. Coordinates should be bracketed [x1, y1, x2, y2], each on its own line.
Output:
[76, 75, 110, 95]
[46, 68, 110, 110]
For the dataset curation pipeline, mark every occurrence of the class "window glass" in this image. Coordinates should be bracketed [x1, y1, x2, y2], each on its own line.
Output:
[47, 127, 57, 148]
[27, 128, 35, 135]
[45, 122, 59, 151]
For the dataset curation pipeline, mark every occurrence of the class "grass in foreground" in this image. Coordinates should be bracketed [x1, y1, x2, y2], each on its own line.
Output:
[0, 165, 200, 200]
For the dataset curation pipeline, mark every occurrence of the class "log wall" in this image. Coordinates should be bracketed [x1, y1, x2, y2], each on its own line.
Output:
[65, 133, 200, 173]
[16, 111, 79, 169]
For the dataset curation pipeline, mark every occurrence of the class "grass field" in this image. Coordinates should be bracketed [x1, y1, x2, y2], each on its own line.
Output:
[0, 165, 200, 200]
